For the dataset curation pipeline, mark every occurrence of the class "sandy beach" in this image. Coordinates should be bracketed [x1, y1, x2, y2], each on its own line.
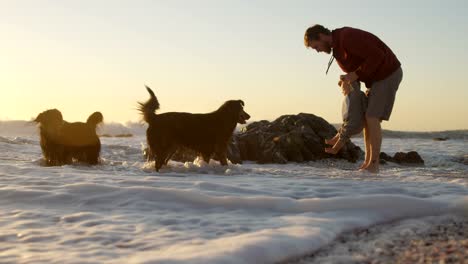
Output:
[290, 215, 468, 264]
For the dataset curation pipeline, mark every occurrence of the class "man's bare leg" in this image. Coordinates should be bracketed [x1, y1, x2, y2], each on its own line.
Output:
[364, 116, 382, 173]
[359, 121, 371, 170]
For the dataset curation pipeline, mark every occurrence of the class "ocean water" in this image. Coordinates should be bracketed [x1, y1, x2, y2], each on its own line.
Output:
[0, 124, 467, 263]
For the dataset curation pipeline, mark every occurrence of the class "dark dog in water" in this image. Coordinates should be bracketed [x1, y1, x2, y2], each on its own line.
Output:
[139, 86, 250, 171]
[34, 109, 103, 166]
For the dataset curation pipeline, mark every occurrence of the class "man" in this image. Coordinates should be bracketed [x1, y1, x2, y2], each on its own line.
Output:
[304, 25, 403, 173]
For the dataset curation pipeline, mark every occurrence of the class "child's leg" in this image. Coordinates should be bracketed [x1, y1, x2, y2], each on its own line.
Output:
[325, 132, 339, 145]
[325, 138, 346, 155]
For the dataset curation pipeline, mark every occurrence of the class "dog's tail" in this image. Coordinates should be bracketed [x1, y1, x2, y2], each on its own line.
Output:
[138, 85, 160, 123]
[87, 112, 104, 128]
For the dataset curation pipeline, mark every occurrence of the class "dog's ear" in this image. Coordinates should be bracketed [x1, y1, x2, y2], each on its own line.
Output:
[34, 112, 44, 123]
[238, 100, 245, 107]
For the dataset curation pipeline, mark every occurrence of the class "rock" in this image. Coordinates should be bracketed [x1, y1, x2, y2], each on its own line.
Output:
[392, 151, 425, 165]
[236, 113, 362, 163]
[379, 151, 424, 165]
[380, 152, 395, 163]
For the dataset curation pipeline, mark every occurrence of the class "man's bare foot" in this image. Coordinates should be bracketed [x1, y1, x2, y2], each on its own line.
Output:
[364, 166, 379, 173]
[363, 160, 379, 173]
[358, 162, 368, 170]
[358, 156, 371, 170]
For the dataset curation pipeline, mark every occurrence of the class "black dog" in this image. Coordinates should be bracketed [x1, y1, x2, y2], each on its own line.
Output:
[34, 109, 103, 166]
[139, 86, 250, 171]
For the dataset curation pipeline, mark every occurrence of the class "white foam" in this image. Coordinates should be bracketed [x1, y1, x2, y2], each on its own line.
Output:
[127, 195, 465, 263]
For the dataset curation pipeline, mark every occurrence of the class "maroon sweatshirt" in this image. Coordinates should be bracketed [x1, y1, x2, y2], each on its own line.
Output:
[332, 27, 401, 88]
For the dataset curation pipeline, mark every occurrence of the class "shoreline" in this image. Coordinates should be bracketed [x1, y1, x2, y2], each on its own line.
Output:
[286, 215, 467, 264]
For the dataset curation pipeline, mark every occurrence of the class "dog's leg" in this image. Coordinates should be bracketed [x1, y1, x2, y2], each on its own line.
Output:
[155, 154, 166, 172]
[43, 149, 52, 166]
[86, 145, 100, 165]
[144, 147, 154, 162]
[164, 146, 177, 165]
[201, 152, 211, 164]
[217, 154, 228, 166]
[63, 148, 73, 165]
[52, 146, 64, 166]
[214, 145, 229, 166]
[154, 146, 169, 172]
[46, 142, 60, 166]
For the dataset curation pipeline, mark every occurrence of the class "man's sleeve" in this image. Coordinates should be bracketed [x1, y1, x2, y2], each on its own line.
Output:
[342, 29, 385, 80]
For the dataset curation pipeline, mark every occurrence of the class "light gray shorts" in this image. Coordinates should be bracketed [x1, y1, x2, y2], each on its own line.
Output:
[366, 67, 403, 121]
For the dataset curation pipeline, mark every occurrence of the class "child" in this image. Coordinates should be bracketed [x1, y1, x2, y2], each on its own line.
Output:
[325, 81, 367, 154]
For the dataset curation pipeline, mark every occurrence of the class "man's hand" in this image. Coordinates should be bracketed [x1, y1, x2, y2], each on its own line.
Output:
[340, 72, 358, 84]
[341, 82, 352, 96]
[365, 88, 371, 97]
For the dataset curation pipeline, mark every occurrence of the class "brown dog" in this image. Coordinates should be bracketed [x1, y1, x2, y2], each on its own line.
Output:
[34, 109, 103, 166]
[139, 86, 250, 171]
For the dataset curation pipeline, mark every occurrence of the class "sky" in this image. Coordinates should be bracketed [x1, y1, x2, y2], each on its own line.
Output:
[0, 0, 467, 131]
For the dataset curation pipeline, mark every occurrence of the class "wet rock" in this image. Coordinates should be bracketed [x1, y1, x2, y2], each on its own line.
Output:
[380, 151, 425, 165]
[380, 152, 395, 163]
[393, 151, 425, 165]
[236, 113, 362, 164]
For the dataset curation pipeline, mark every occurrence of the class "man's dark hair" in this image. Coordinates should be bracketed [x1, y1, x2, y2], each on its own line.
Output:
[304, 24, 331, 47]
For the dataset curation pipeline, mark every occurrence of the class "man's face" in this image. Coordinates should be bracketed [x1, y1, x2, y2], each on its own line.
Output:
[308, 34, 332, 54]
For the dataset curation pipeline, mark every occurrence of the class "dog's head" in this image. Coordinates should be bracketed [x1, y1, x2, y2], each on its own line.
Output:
[34, 109, 64, 132]
[221, 100, 250, 124]
[34, 109, 65, 139]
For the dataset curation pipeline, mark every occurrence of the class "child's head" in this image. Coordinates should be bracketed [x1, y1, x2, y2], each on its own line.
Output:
[340, 82, 354, 96]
